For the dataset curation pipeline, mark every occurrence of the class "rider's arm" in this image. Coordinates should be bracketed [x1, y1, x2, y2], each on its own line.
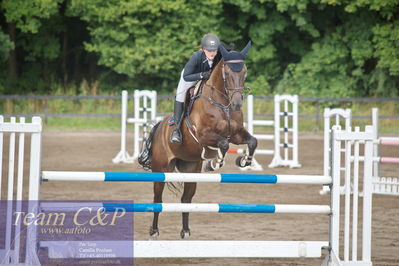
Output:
[182, 52, 203, 82]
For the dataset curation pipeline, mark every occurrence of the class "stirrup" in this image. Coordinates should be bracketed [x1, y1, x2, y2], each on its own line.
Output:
[170, 129, 182, 144]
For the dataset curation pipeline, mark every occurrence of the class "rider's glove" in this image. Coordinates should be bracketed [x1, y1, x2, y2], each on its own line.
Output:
[200, 71, 211, 80]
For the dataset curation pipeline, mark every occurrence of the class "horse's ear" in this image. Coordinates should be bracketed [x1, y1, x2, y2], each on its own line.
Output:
[219, 44, 229, 59]
[240, 41, 251, 58]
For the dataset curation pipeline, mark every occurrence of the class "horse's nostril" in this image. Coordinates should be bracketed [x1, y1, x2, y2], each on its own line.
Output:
[233, 103, 242, 111]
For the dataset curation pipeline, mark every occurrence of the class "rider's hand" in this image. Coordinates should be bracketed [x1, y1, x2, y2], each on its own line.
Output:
[200, 71, 211, 80]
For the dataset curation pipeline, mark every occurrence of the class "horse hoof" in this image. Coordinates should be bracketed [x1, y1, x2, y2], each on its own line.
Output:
[235, 156, 250, 168]
[180, 229, 191, 239]
[149, 227, 159, 238]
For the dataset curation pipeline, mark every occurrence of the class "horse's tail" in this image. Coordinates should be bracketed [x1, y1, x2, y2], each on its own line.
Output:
[138, 121, 161, 170]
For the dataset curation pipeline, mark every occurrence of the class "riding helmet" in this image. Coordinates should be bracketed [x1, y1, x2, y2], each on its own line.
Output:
[201, 33, 220, 51]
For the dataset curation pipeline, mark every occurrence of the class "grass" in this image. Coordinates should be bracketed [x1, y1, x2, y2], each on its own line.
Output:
[2, 94, 399, 134]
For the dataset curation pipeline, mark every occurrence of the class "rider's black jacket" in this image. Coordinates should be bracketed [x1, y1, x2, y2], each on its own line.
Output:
[182, 50, 222, 82]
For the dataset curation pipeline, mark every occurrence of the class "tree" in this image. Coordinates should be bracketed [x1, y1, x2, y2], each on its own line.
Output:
[68, 0, 222, 92]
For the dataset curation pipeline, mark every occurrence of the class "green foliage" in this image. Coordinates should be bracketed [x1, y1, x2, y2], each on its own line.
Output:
[1, 0, 61, 33]
[67, 0, 222, 91]
[0, 0, 398, 97]
[373, 21, 399, 76]
[0, 30, 13, 61]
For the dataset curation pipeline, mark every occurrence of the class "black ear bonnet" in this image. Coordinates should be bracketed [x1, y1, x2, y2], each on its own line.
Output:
[219, 41, 251, 72]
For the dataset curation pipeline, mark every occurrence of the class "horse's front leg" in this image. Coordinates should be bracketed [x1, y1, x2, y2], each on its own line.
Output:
[231, 128, 258, 168]
[199, 132, 229, 171]
[180, 182, 197, 238]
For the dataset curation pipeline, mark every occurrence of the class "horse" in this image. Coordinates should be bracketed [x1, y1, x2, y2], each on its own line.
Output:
[138, 41, 258, 238]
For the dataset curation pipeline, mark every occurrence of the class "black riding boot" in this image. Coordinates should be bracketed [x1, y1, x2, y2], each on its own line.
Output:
[170, 101, 184, 144]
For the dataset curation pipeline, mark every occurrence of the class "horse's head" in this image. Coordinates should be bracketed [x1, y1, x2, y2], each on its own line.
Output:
[219, 41, 251, 111]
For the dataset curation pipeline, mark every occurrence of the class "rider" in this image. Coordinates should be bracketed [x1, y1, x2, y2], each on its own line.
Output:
[169, 33, 222, 144]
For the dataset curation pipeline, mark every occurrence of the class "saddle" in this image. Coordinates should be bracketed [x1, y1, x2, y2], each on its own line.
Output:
[168, 80, 205, 126]
[186, 80, 205, 115]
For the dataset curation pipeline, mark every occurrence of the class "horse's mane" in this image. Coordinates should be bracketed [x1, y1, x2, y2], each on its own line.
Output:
[208, 58, 224, 83]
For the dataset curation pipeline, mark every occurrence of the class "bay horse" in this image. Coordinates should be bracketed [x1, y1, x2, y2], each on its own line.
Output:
[138, 41, 257, 238]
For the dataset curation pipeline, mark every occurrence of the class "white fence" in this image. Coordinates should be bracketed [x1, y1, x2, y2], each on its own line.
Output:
[322, 107, 399, 196]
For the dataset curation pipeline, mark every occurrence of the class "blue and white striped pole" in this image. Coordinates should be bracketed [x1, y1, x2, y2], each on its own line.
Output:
[42, 171, 331, 185]
[39, 202, 331, 214]
[103, 203, 331, 214]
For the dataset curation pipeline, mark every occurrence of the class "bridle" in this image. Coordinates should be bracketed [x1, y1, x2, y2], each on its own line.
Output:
[202, 59, 248, 109]
[222, 59, 246, 94]
[198, 59, 248, 139]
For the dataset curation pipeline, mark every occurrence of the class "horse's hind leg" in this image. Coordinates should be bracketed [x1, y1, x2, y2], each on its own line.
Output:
[150, 181, 165, 237]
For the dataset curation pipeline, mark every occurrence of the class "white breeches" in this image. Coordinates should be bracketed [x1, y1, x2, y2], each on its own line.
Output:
[176, 70, 196, 102]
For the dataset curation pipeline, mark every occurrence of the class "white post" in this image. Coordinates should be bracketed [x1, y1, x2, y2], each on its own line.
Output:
[112, 90, 133, 163]
[292, 95, 300, 168]
[372, 108, 379, 178]
[133, 90, 141, 160]
[26, 117, 42, 265]
[343, 134, 352, 262]
[247, 95, 254, 136]
[362, 125, 373, 263]
[14, 118, 26, 263]
[330, 125, 341, 258]
[5, 117, 16, 264]
[28, 117, 42, 201]
[284, 99, 289, 162]
[352, 127, 360, 261]
[7, 117, 16, 201]
[323, 108, 331, 179]
[269, 94, 282, 168]
[21, 116, 42, 264]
